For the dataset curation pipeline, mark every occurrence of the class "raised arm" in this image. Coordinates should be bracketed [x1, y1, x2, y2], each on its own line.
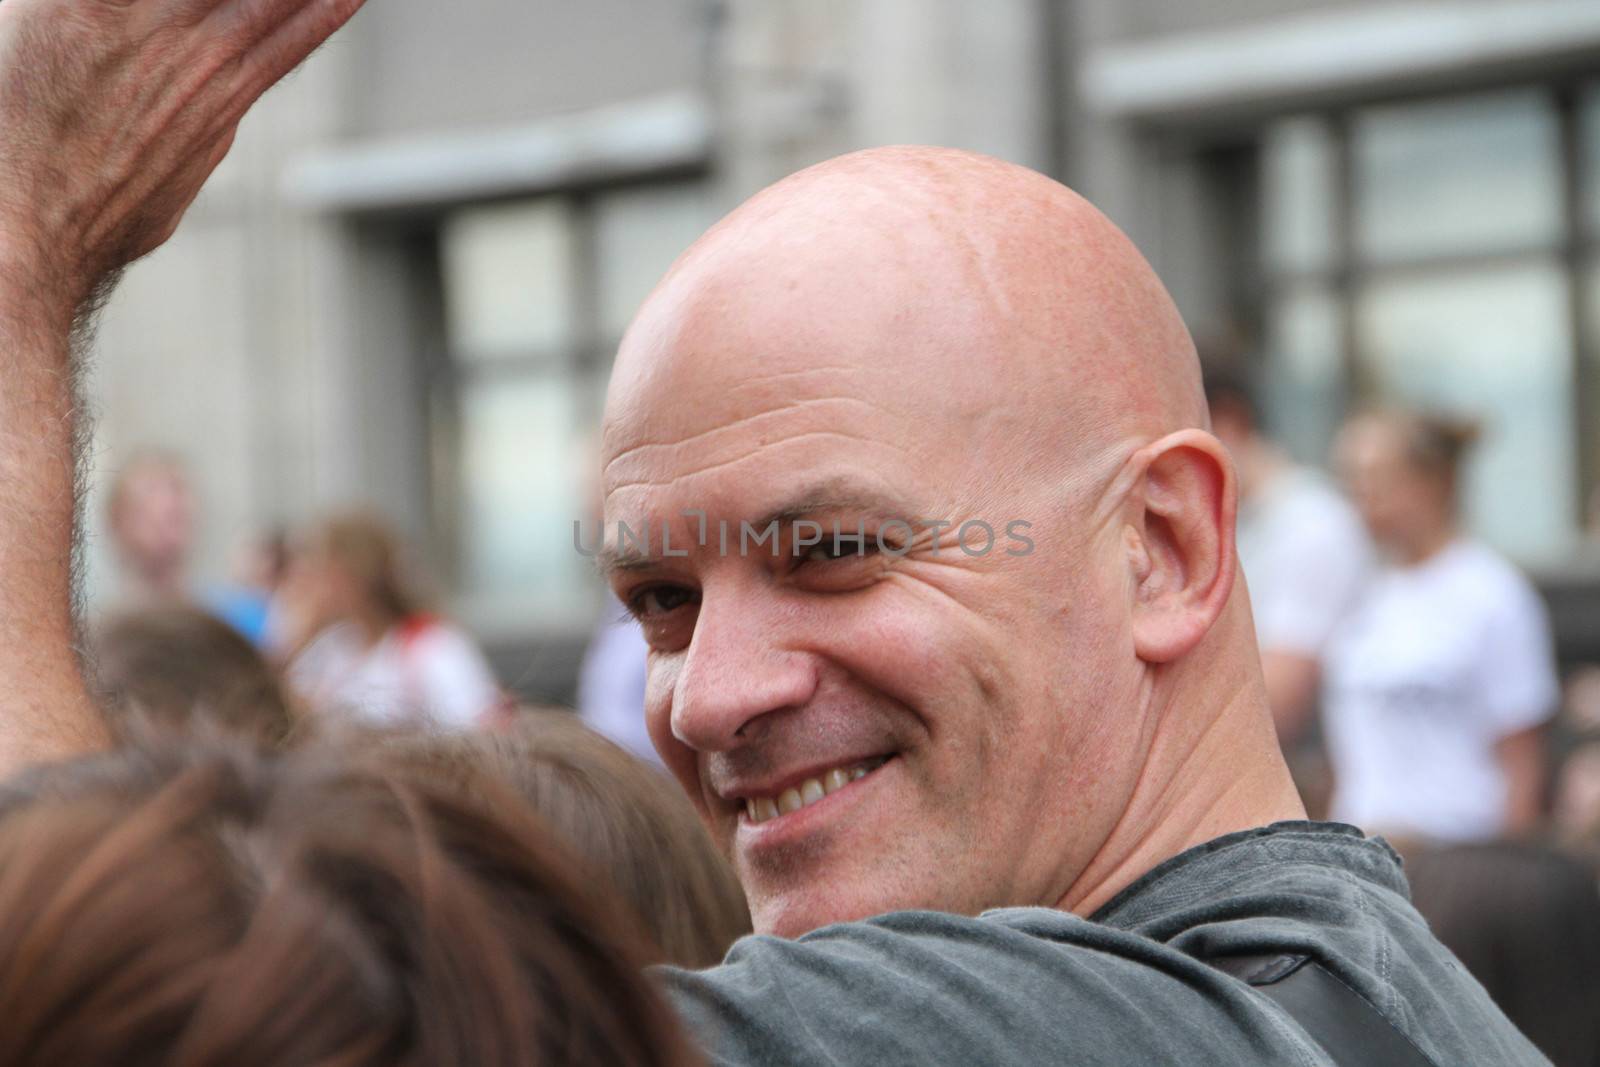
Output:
[0, 0, 366, 774]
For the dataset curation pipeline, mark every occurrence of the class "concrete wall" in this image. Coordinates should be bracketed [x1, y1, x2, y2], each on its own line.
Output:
[342, 0, 711, 138]
[1079, 0, 1383, 44]
[717, 0, 1051, 197]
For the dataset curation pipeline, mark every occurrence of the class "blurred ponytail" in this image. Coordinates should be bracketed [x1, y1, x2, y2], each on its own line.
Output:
[1402, 412, 1481, 483]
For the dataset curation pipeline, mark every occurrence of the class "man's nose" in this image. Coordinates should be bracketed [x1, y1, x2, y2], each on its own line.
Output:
[670, 587, 817, 753]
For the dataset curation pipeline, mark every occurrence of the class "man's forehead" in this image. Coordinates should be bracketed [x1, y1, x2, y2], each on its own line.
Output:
[599, 161, 1040, 455]
[600, 287, 1022, 516]
[600, 306, 987, 527]
[601, 146, 1205, 524]
[601, 401, 928, 526]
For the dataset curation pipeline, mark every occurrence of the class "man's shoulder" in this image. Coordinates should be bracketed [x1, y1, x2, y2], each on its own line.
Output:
[1093, 821, 1404, 930]
[1083, 821, 1546, 1067]
[659, 826, 1369, 1066]
[659, 905, 1307, 1067]
[660, 823, 1548, 1066]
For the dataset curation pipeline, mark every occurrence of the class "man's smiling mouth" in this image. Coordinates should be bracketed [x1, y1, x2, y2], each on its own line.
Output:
[739, 756, 892, 824]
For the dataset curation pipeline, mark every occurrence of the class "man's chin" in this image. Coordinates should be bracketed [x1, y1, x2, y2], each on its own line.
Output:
[748, 881, 910, 940]
[753, 900, 857, 940]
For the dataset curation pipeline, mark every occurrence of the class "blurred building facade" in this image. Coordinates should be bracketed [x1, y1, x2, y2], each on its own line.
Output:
[84, 0, 1600, 701]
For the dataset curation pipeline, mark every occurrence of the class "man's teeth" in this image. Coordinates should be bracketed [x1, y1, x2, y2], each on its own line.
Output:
[743, 760, 878, 824]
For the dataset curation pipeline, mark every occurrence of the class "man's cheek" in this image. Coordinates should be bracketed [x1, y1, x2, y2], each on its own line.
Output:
[642, 657, 704, 807]
[642, 654, 681, 746]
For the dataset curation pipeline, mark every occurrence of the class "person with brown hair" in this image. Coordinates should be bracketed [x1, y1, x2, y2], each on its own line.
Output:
[278, 512, 506, 730]
[90, 605, 296, 747]
[1326, 408, 1558, 841]
[0, 739, 700, 1067]
[379, 712, 751, 969]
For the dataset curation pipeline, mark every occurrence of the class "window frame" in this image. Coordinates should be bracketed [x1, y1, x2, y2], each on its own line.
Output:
[425, 179, 709, 638]
[1246, 81, 1600, 563]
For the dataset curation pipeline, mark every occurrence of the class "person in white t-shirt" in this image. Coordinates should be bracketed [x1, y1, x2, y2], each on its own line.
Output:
[1325, 410, 1557, 842]
[277, 513, 507, 730]
[1207, 373, 1373, 746]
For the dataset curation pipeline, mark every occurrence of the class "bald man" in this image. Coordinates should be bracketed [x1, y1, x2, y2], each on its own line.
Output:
[0, 8, 1547, 1066]
[606, 150, 1544, 1064]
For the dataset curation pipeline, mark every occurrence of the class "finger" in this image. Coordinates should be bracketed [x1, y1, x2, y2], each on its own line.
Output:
[181, 0, 361, 141]
[239, 0, 364, 95]
[206, 0, 361, 53]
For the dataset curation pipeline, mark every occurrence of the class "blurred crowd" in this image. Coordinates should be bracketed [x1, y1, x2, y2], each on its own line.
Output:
[54, 453, 751, 1064]
[1207, 377, 1600, 848]
[99, 454, 510, 735]
[1209, 374, 1600, 1065]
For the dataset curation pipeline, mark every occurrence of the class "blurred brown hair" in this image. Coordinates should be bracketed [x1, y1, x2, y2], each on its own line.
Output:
[380, 712, 751, 968]
[0, 741, 700, 1067]
[309, 511, 426, 625]
[91, 607, 294, 746]
[1361, 407, 1482, 485]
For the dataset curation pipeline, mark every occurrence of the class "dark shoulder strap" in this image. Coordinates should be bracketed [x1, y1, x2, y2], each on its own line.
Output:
[1209, 954, 1438, 1067]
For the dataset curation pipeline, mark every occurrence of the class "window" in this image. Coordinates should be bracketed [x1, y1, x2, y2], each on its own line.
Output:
[434, 181, 716, 630]
[1256, 85, 1600, 564]
[1352, 90, 1562, 263]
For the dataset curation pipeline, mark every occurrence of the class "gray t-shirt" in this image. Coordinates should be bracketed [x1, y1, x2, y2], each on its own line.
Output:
[658, 821, 1548, 1065]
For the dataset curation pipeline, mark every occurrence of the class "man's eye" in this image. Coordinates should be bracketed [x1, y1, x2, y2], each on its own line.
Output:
[630, 585, 699, 617]
[802, 535, 879, 563]
[806, 537, 870, 563]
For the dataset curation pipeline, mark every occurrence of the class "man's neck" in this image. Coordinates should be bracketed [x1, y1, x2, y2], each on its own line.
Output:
[1056, 638, 1306, 917]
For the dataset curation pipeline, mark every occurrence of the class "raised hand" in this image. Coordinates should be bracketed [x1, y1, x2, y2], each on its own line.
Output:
[0, 0, 367, 310]
[0, 0, 368, 773]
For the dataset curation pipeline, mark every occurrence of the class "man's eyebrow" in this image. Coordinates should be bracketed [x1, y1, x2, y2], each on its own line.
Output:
[595, 544, 655, 579]
[596, 480, 913, 579]
[750, 483, 912, 532]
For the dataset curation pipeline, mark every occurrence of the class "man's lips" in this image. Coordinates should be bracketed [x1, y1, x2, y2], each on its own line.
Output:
[712, 750, 895, 806]
[734, 755, 892, 824]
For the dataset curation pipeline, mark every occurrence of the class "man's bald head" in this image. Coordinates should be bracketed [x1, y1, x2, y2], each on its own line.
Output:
[599, 147, 1291, 937]
[607, 147, 1206, 507]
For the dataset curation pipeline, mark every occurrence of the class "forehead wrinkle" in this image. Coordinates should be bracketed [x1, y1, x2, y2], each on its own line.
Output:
[605, 429, 913, 496]
[604, 387, 915, 483]
[722, 364, 872, 393]
[605, 395, 886, 469]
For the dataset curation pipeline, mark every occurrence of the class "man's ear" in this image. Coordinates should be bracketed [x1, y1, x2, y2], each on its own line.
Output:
[1126, 429, 1238, 664]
